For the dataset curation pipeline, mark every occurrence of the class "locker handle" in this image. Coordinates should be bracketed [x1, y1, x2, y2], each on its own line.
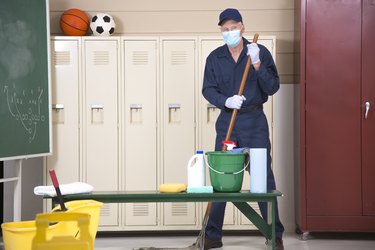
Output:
[52, 104, 64, 111]
[365, 101, 370, 119]
[130, 104, 142, 110]
[168, 104, 181, 110]
[207, 103, 217, 109]
[91, 104, 104, 110]
[168, 104, 181, 123]
[207, 103, 217, 123]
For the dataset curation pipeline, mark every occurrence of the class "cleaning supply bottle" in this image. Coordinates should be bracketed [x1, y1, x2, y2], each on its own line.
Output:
[187, 150, 205, 187]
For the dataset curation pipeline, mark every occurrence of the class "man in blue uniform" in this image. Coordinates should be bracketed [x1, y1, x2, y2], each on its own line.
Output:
[202, 8, 285, 250]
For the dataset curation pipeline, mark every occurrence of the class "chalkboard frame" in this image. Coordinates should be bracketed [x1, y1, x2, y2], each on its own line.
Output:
[0, 0, 52, 160]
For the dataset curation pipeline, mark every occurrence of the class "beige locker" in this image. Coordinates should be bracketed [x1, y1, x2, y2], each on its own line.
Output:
[198, 38, 236, 226]
[123, 38, 158, 226]
[83, 38, 120, 227]
[47, 38, 80, 184]
[161, 38, 197, 226]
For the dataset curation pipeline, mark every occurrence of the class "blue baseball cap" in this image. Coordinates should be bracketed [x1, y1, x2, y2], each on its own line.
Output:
[218, 8, 243, 26]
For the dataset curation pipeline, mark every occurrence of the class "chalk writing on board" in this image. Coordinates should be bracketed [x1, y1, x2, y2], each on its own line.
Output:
[3, 84, 46, 143]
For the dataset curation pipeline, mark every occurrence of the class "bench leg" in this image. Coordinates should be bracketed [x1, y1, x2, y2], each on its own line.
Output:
[269, 200, 276, 250]
[232, 202, 272, 240]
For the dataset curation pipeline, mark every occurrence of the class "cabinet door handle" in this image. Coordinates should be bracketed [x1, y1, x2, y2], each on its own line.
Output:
[207, 103, 217, 109]
[130, 104, 142, 110]
[52, 104, 64, 110]
[365, 101, 370, 119]
[168, 104, 181, 110]
[91, 104, 104, 110]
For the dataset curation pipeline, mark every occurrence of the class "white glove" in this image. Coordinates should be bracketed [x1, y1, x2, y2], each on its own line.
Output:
[247, 43, 260, 64]
[225, 95, 246, 110]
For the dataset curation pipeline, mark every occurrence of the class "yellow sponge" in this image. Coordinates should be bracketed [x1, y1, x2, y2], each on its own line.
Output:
[159, 183, 187, 193]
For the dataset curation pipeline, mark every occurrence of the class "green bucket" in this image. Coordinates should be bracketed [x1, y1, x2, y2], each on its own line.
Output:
[206, 151, 247, 192]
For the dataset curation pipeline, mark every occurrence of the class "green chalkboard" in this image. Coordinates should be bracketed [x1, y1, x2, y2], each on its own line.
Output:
[0, 0, 51, 160]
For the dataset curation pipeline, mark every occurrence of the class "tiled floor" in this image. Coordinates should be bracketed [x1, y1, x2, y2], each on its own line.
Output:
[1, 232, 374, 249]
[93, 232, 375, 250]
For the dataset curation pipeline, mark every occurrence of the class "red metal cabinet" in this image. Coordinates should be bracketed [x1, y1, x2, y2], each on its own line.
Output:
[362, 0, 375, 216]
[299, 0, 375, 232]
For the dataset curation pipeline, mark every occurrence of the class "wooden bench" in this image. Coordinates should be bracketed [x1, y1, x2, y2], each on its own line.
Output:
[48, 190, 282, 250]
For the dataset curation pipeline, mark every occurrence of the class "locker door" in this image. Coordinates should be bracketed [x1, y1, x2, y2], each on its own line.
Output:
[84, 39, 119, 226]
[47, 38, 80, 184]
[199, 39, 222, 153]
[305, 0, 362, 216]
[362, 0, 375, 215]
[123, 39, 158, 225]
[162, 39, 196, 226]
[199, 38, 235, 226]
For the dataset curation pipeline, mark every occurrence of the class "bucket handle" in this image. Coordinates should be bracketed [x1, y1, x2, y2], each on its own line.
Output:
[204, 153, 249, 175]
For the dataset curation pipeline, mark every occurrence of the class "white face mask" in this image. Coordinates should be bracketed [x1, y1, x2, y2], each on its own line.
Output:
[222, 29, 241, 47]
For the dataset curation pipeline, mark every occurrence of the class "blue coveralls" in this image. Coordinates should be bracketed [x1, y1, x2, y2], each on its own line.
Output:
[202, 37, 285, 239]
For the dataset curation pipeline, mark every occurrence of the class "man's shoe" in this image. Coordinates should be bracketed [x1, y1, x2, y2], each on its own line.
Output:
[266, 237, 284, 250]
[204, 236, 223, 250]
[275, 237, 284, 250]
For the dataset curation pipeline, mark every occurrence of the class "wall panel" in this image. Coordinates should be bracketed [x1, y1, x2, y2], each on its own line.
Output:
[49, 0, 296, 87]
[50, 0, 295, 12]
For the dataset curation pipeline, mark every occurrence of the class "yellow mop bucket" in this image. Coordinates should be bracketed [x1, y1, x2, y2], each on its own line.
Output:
[32, 212, 93, 250]
[51, 200, 103, 239]
[1, 200, 102, 250]
[1, 220, 51, 250]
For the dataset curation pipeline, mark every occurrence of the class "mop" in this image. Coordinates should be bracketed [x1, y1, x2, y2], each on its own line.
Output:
[134, 33, 259, 250]
[134, 245, 198, 250]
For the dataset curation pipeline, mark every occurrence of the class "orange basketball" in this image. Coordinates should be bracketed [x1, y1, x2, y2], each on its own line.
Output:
[60, 9, 89, 36]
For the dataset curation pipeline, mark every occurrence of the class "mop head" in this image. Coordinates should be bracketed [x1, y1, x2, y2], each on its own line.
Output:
[134, 194, 210, 250]
[133, 235, 204, 250]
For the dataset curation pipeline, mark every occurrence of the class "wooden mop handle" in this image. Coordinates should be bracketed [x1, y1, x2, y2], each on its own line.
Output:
[49, 169, 67, 211]
[222, 33, 259, 151]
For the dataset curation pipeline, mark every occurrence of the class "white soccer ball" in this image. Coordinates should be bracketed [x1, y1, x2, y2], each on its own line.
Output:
[90, 13, 116, 36]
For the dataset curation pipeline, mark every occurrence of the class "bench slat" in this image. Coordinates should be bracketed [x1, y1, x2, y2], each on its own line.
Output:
[46, 190, 282, 203]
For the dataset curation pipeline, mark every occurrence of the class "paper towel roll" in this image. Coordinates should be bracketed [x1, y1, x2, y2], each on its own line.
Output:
[250, 148, 267, 193]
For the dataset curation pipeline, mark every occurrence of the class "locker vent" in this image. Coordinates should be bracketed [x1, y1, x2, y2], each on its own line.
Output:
[132, 51, 149, 65]
[100, 204, 111, 217]
[53, 51, 71, 66]
[132, 203, 149, 216]
[93, 51, 110, 65]
[171, 202, 188, 216]
[171, 51, 187, 65]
